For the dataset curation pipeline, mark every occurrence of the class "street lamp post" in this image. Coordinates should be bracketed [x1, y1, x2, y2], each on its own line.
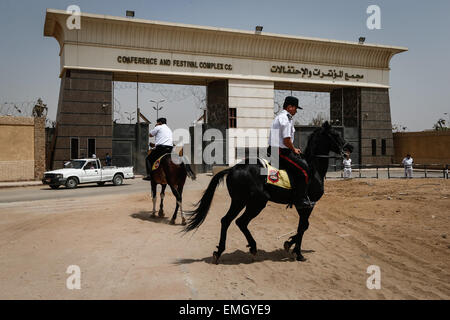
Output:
[150, 99, 165, 120]
[124, 111, 136, 124]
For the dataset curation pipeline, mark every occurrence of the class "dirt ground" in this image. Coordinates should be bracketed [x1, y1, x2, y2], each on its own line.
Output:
[0, 177, 449, 299]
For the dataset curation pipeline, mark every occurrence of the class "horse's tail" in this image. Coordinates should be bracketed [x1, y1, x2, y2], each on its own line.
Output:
[183, 168, 231, 232]
[183, 161, 196, 180]
[178, 155, 196, 180]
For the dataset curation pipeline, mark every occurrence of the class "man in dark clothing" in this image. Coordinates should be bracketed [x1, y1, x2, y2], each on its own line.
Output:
[105, 153, 112, 166]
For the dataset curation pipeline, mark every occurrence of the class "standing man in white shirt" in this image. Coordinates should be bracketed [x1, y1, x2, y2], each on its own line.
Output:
[143, 117, 173, 181]
[343, 153, 352, 179]
[402, 153, 414, 179]
[268, 96, 312, 208]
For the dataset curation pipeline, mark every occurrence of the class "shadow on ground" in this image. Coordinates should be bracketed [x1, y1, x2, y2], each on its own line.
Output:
[173, 248, 315, 265]
[130, 211, 172, 224]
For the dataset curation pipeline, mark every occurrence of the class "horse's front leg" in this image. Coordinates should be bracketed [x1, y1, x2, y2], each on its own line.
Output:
[158, 184, 166, 217]
[169, 185, 184, 225]
[151, 181, 157, 216]
[284, 234, 298, 252]
[291, 207, 313, 262]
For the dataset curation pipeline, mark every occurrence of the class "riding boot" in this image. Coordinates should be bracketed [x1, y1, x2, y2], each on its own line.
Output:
[287, 180, 313, 209]
[143, 154, 154, 181]
[296, 185, 314, 208]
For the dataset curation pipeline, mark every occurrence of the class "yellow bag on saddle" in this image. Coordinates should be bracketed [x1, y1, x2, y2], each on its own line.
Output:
[259, 159, 292, 190]
[151, 153, 171, 171]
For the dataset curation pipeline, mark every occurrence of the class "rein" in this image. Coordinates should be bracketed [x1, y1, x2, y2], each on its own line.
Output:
[313, 155, 342, 159]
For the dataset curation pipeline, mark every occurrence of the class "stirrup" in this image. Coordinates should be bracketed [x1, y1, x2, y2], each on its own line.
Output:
[297, 197, 315, 208]
[142, 176, 152, 181]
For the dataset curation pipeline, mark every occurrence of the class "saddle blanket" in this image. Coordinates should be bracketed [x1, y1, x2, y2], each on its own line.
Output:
[259, 158, 292, 190]
[151, 153, 172, 171]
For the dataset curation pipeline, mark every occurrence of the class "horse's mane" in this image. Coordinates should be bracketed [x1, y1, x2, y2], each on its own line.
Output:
[303, 127, 323, 161]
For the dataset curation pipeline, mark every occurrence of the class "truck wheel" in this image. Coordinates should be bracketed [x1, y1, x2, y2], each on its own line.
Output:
[65, 177, 78, 189]
[113, 174, 123, 186]
[50, 184, 60, 189]
[97, 182, 106, 186]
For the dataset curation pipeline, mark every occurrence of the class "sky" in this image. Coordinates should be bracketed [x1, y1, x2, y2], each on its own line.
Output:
[0, 0, 449, 132]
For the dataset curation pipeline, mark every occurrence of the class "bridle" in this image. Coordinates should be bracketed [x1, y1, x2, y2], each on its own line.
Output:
[312, 131, 350, 159]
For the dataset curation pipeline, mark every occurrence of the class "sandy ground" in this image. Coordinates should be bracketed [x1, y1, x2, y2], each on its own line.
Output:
[0, 177, 449, 299]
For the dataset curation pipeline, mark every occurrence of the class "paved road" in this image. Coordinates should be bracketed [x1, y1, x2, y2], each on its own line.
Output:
[0, 179, 150, 203]
[2, 169, 446, 204]
[0, 174, 212, 204]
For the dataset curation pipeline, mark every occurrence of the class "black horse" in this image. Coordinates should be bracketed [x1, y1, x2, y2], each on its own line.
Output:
[184, 121, 353, 263]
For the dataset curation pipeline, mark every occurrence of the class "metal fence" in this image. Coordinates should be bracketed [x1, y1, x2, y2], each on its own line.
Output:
[325, 163, 449, 179]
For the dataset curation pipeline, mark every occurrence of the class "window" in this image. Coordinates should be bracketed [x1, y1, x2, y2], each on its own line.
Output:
[85, 160, 98, 170]
[371, 139, 377, 156]
[228, 108, 237, 128]
[70, 138, 79, 159]
[381, 139, 386, 156]
[88, 138, 96, 158]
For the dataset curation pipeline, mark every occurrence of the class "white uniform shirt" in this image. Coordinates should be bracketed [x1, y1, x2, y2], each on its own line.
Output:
[150, 124, 173, 147]
[402, 157, 413, 168]
[269, 110, 295, 149]
[343, 158, 352, 169]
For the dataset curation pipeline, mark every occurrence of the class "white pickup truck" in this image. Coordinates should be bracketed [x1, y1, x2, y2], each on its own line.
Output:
[42, 158, 134, 189]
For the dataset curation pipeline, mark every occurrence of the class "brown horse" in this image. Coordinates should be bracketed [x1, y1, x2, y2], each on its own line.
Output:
[148, 148, 196, 225]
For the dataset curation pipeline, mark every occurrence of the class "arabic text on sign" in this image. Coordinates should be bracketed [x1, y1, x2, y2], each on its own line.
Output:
[270, 65, 364, 81]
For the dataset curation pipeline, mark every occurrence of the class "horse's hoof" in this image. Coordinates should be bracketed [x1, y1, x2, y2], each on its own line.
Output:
[181, 218, 186, 226]
[151, 211, 156, 216]
[249, 247, 257, 256]
[295, 254, 307, 262]
[212, 252, 220, 265]
[169, 219, 175, 225]
[158, 210, 164, 217]
[283, 241, 291, 253]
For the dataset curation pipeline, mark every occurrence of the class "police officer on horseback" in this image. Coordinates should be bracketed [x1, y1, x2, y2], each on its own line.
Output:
[143, 118, 173, 181]
[268, 96, 312, 208]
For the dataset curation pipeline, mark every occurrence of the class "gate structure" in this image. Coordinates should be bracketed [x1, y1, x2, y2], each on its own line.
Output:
[44, 9, 407, 169]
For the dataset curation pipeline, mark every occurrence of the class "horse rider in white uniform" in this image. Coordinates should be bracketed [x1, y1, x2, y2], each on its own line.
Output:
[143, 117, 173, 181]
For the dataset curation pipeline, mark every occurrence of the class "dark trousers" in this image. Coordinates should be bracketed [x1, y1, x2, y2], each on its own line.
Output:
[268, 146, 310, 198]
[146, 145, 173, 175]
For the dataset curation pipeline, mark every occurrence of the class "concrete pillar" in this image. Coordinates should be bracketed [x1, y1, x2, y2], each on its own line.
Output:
[360, 88, 394, 165]
[52, 69, 113, 169]
[330, 87, 393, 166]
[228, 79, 274, 165]
[204, 79, 274, 169]
[205, 80, 229, 171]
[330, 88, 361, 165]
[34, 117, 46, 179]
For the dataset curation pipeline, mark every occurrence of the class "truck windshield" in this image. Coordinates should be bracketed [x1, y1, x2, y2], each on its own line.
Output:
[64, 160, 86, 169]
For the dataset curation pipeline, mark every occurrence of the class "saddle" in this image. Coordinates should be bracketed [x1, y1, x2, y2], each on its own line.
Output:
[151, 152, 188, 171]
[258, 158, 292, 190]
[151, 153, 171, 171]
